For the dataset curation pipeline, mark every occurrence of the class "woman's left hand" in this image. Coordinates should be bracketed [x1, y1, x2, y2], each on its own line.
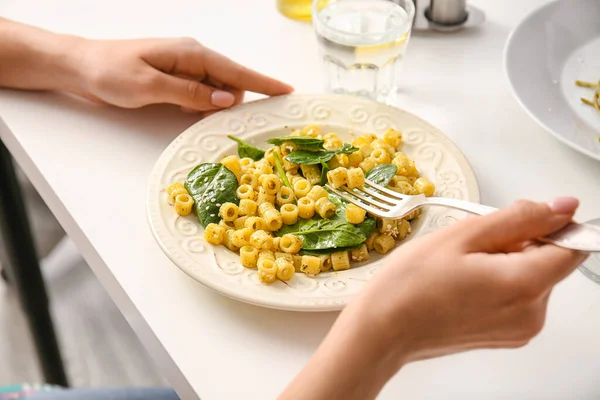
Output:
[71, 37, 293, 113]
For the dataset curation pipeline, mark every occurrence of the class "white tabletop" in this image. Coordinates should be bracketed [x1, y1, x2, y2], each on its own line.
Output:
[2, 0, 600, 399]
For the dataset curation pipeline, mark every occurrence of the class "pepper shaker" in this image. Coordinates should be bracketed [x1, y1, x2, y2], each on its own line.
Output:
[411, 0, 485, 32]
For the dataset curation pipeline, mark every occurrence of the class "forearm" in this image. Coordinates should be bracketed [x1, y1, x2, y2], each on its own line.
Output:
[279, 300, 407, 400]
[0, 17, 84, 91]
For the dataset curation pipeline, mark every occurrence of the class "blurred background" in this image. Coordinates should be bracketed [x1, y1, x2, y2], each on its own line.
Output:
[0, 170, 166, 387]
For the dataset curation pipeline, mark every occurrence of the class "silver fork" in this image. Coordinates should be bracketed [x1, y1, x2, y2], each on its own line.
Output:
[326, 179, 600, 252]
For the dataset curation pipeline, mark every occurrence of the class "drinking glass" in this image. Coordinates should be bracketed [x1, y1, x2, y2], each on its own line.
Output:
[312, 0, 415, 102]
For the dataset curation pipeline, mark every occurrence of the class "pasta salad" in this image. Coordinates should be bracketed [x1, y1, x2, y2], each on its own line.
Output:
[166, 125, 435, 285]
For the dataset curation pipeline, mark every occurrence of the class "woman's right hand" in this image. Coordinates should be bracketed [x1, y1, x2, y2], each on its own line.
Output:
[358, 197, 589, 365]
[280, 198, 589, 400]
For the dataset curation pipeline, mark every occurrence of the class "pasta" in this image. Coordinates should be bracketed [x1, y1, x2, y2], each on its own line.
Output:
[350, 244, 369, 262]
[359, 157, 377, 173]
[300, 164, 321, 185]
[174, 194, 194, 216]
[315, 197, 336, 219]
[413, 177, 436, 197]
[238, 199, 258, 216]
[384, 128, 403, 149]
[280, 204, 299, 225]
[300, 255, 321, 275]
[232, 228, 252, 248]
[250, 230, 273, 250]
[276, 186, 295, 206]
[280, 234, 302, 254]
[260, 174, 281, 195]
[236, 184, 255, 200]
[331, 251, 350, 271]
[319, 255, 332, 272]
[346, 168, 365, 189]
[373, 234, 395, 254]
[219, 202, 239, 222]
[263, 208, 283, 232]
[275, 258, 295, 281]
[346, 204, 366, 224]
[233, 216, 249, 230]
[297, 197, 315, 219]
[293, 178, 312, 197]
[167, 124, 435, 284]
[327, 167, 348, 188]
[166, 182, 188, 204]
[307, 185, 328, 201]
[221, 155, 242, 180]
[240, 246, 259, 268]
[204, 223, 225, 245]
[245, 216, 267, 231]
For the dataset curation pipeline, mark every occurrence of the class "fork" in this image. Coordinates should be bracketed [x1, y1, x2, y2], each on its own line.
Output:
[326, 179, 600, 252]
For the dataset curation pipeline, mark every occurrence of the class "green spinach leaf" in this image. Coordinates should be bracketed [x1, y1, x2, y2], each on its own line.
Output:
[276, 217, 375, 251]
[184, 163, 239, 228]
[320, 161, 329, 186]
[285, 150, 335, 165]
[276, 189, 376, 252]
[227, 135, 265, 161]
[266, 136, 325, 150]
[274, 152, 293, 192]
[285, 143, 359, 165]
[365, 164, 398, 187]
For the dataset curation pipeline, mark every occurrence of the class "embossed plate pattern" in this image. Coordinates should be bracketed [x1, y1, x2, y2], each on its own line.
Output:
[146, 94, 480, 311]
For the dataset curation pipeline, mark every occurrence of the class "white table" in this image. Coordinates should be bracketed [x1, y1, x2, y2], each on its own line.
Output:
[1, 0, 600, 398]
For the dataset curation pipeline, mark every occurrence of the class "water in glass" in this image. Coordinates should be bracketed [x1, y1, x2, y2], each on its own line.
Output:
[313, 0, 414, 101]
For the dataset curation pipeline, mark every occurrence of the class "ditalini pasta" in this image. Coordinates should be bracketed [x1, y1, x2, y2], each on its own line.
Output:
[168, 126, 436, 284]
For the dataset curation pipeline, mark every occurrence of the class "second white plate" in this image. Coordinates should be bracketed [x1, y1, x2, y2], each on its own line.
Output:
[146, 94, 479, 311]
[505, 0, 600, 161]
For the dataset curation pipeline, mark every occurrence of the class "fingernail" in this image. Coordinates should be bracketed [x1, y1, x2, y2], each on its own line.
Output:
[548, 197, 579, 214]
[211, 90, 235, 108]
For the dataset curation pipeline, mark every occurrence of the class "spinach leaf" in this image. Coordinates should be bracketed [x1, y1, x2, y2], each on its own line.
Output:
[184, 163, 239, 228]
[227, 135, 265, 161]
[301, 245, 363, 256]
[266, 136, 325, 150]
[285, 143, 359, 165]
[285, 150, 336, 165]
[276, 217, 375, 251]
[276, 189, 376, 252]
[320, 161, 329, 186]
[365, 164, 398, 187]
[335, 143, 360, 155]
[274, 152, 293, 192]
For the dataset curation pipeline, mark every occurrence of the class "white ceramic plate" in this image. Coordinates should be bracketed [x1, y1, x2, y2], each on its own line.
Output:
[146, 94, 479, 311]
[505, 0, 600, 161]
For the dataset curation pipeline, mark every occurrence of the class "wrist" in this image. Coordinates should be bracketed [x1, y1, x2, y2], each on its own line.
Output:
[280, 298, 410, 400]
[36, 32, 88, 93]
[0, 18, 87, 92]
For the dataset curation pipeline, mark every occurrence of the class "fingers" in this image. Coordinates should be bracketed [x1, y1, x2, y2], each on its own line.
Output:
[510, 245, 589, 287]
[150, 73, 237, 111]
[192, 47, 294, 96]
[458, 198, 579, 253]
[201, 47, 294, 95]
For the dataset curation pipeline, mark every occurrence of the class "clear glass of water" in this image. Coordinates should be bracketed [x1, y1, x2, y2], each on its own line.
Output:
[312, 0, 415, 102]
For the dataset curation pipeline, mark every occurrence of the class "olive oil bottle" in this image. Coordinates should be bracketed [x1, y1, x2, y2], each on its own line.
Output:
[277, 0, 312, 21]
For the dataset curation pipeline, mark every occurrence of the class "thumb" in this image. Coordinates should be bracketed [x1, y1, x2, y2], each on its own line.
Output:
[460, 197, 579, 253]
[148, 73, 236, 111]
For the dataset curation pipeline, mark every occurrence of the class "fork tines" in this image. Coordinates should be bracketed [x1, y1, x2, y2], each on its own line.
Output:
[326, 179, 405, 216]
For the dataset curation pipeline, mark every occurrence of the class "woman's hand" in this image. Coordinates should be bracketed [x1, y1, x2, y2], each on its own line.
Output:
[281, 198, 589, 400]
[0, 18, 292, 113]
[72, 37, 293, 112]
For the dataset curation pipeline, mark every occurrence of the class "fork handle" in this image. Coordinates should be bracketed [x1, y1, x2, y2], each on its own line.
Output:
[425, 197, 600, 252]
[425, 197, 497, 215]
